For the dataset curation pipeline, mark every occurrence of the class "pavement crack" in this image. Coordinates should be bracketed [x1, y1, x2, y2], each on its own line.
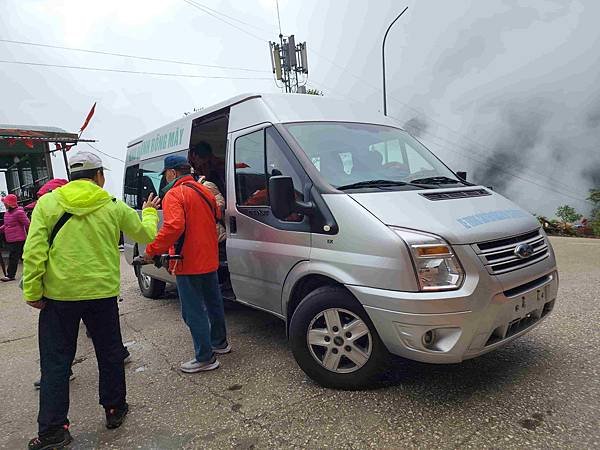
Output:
[119, 303, 172, 317]
[0, 333, 35, 345]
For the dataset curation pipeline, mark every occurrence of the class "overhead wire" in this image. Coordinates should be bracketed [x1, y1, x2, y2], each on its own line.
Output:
[181, 0, 270, 42]
[180, 0, 268, 31]
[168, 4, 592, 203]
[0, 38, 270, 73]
[0, 59, 273, 80]
[85, 143, 125, 163]
[7, 1, 586, 203]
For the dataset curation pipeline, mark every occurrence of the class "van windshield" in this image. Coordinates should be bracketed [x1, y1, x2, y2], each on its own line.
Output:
[284, 122, 462, 189]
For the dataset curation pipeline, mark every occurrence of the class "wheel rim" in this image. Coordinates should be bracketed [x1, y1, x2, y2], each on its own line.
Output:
[306, 308, 372, 374]
[139, 271, 152, 290]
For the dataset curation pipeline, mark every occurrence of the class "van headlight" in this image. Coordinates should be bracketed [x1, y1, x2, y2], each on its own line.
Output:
[392, 228, 464, 291]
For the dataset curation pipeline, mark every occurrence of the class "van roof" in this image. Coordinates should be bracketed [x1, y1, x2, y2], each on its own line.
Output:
[127, 93, 400, 147]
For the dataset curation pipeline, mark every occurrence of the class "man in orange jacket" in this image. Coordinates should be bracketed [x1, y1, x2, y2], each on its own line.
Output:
[145, 155, 230, 373]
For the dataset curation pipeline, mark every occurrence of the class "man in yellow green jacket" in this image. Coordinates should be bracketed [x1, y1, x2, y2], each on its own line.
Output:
[23, 152, 160, 450]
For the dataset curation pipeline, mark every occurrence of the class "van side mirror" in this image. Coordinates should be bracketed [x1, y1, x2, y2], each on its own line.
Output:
[269, 176, 315, 220]
[456, 171, 467, 181]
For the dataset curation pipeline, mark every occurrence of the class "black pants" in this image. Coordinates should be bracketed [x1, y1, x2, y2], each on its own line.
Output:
[6, 240, 24, 278]
[217, 241, 231, 290]
[38, 297, 126, 436]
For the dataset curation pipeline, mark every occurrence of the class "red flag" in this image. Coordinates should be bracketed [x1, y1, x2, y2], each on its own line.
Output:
[80, 102, 96, 134]
[55, 142, 74, 152]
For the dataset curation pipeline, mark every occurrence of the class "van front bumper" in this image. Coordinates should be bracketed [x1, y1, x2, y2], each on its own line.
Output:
[347, 270, 559, 364]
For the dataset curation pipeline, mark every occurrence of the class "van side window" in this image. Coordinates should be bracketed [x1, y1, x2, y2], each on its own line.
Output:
[123, 164, 140, 209]
[266, 127, 304, 222]
[139, 159, 165, 209]
[235, 130, 267, 206]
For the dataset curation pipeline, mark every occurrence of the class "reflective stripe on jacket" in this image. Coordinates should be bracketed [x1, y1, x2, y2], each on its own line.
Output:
[22, 180, 158, 302]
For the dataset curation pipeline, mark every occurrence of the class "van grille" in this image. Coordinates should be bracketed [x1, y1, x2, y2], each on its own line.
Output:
[472, 229, 549, 275]
[420, 189, 491, 201]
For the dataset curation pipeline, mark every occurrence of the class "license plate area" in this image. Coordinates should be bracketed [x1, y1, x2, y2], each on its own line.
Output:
[510, 289, 540, 320]
[485, 284, 551, 347]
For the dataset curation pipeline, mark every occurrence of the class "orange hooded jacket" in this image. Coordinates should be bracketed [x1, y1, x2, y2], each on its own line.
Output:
[145, 175, 220, 275]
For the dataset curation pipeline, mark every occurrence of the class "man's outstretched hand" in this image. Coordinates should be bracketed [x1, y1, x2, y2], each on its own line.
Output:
[142, 193, 161, 210]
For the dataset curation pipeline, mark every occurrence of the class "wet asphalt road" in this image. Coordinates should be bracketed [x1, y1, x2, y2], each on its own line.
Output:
[1, 236, 599, 449]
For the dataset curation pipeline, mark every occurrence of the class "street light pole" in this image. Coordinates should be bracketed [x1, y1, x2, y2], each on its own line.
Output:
[382, 6, 408, 116]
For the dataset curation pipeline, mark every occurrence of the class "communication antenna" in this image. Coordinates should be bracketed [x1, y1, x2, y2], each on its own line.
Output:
[269, 1, 308, 93]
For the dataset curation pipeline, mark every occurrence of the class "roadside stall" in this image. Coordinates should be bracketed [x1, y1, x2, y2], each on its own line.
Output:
[0, 124, 95, 268]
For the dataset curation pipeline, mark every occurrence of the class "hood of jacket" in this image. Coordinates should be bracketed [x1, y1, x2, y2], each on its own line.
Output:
[54, 180, 113, 216]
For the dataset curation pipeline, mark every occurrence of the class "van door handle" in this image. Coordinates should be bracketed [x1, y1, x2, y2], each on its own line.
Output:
[229, 216, 237, 234]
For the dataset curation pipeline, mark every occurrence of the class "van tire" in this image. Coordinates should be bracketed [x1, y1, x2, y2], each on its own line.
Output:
[133, 246, 165, 299]
[289, 286, 387, 390]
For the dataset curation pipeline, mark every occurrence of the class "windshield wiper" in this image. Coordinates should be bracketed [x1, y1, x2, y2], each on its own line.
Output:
[337, 179, 428, 190]
[409, 176, 463, 185]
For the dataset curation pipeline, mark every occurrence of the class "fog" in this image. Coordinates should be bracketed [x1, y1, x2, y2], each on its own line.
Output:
[2, 0, 598, 218]
[385, 0, 600, 217]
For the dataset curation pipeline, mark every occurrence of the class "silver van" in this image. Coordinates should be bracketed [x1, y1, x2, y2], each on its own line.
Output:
[123, 93, 558, 389]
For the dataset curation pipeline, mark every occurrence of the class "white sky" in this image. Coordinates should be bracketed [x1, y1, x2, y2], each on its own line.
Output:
[1, 0, 598, 217]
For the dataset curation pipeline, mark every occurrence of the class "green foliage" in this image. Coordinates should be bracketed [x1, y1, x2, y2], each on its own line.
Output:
[588, 188, 600, 205]
[556, 205, 581, 223]
[588, 189, 600, 235]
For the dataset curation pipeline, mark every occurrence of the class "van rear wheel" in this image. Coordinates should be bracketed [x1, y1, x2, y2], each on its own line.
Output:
[289, 286, 387, 390]
[133, 247, 165, 299]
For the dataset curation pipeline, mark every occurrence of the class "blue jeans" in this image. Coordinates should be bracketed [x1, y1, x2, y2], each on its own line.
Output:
[176, 271, 227, 362]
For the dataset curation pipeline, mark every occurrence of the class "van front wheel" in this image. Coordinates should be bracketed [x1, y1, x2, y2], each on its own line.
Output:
[289, 286, 387, 389]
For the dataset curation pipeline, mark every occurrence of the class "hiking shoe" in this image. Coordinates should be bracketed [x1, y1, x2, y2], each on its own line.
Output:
[213, 342, 232, 355]
[34, 374, 76, 390]
[28, 426, 72, 450]
[1, 276, 15, 282]
[105, 403, 129, 429]
[180, 356, 220, 373]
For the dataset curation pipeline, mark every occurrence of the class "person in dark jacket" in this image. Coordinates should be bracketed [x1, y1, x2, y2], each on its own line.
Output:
[0, 194, 30, 282]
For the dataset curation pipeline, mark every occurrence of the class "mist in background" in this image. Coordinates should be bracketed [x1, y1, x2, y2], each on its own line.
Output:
[1, 0, 598, 218]
[381, 0, 600, 217]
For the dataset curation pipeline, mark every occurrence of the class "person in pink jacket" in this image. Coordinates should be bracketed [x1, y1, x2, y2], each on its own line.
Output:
[0, 194, 30, 282]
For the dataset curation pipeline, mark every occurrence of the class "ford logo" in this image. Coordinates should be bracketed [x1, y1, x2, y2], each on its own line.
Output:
[514, 243, 534, 259]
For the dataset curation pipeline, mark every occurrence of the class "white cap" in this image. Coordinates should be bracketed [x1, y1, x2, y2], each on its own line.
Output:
[68, 151, 110, 173]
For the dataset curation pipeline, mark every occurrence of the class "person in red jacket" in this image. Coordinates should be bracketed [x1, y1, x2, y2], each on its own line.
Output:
[0, 194, 30, 282]
[145, 155, 230, 373]
[24, 179, 69, 214]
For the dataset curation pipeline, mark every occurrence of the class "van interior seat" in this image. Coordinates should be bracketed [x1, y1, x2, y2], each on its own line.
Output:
[352, 150, 384, 174]
[319, 152, 348, 185]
